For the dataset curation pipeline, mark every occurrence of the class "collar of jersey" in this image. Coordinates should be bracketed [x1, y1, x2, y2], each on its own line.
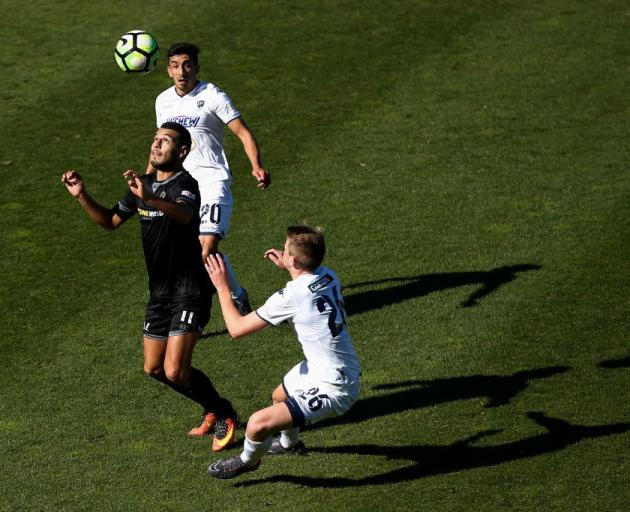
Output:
[151, 170, 184, 191]
[173, 80, 205, 98]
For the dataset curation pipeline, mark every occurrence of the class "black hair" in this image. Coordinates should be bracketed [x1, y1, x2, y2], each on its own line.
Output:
[167, 42, 200, 64]
[160, 122, 192, 149]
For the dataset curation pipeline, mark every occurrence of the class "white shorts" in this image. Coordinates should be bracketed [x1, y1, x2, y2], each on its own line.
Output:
[197, 180, 233, 239]
[282, 360, 360, 427]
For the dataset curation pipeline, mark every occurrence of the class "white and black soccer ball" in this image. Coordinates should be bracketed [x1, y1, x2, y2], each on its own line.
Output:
[114, 30, 160, 74]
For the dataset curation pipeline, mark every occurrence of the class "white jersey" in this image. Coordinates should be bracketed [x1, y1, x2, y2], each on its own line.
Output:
[256, 266, 361, 385]
[155, 80, 240, 184]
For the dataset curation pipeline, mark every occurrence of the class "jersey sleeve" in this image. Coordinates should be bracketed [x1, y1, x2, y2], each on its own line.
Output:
[256, 287, 298, 326]
[172, 175, 200, 209]
[112, 190, 137, 221]
[210, 87, 241, 125]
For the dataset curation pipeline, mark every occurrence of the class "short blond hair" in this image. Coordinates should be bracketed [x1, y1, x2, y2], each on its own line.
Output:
[286, 225, 325, 272]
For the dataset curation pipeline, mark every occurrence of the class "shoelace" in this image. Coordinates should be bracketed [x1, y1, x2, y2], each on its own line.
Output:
[215, 420, 229, 439]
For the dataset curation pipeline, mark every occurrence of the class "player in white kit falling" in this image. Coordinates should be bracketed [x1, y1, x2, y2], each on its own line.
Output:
[150, 42, 270, 316]
[204, 226, 361, 479]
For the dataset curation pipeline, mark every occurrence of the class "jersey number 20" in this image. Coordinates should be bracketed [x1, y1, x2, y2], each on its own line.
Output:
[201, 203, 221, 224]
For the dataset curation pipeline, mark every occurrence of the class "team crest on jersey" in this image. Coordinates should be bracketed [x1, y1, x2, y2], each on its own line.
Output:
[308, 274, 333, 293]
[197, 100, 205, 108]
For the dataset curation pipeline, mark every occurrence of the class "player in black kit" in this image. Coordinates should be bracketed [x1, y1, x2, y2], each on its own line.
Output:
[62, 122, 237, 451]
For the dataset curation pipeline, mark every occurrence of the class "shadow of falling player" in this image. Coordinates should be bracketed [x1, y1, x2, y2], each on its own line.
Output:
[314, 365, 570, 430]
[235, 412, 630, 488]
[343, 264, 542, 315]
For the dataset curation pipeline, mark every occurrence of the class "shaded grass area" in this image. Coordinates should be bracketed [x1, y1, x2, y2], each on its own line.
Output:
[0, 1, 628, 511]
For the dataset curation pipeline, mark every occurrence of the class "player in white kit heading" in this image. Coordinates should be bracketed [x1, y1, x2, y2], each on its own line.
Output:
[150, 42, 271, 322]
[204, 226, 361, 479]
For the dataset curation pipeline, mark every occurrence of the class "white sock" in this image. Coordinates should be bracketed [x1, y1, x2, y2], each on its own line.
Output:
[280, 428, 300, 449]
[240, 435, 272, 465]
[221, 254, 244, 299]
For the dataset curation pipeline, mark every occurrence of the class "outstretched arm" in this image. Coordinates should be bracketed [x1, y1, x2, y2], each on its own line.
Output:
[62, 170, 125, 230]
[205, 253, 269, 338]
[227, 117, 271, 189]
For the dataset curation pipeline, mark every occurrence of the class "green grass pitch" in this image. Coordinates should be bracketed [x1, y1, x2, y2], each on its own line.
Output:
[0, 1, 628, 510]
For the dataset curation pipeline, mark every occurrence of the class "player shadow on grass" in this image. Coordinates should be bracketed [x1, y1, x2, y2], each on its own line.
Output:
[236, 412, 630, 488]
[343, 263, 541, 313]
[598, 356, 630, 369]
[201, 263, 540, 338]
[313, 365, 570, 429]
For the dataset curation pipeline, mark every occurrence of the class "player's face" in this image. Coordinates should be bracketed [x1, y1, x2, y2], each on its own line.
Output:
[167, 54, 200, 95]
[150, 129, 183, 170]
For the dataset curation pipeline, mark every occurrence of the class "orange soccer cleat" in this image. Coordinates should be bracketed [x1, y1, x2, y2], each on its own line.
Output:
[188, 412, 217, 437]
[212, 417, 237, 452]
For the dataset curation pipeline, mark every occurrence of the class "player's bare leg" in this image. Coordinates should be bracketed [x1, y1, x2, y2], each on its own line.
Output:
[268, 384, 304, 454]
[143, 334, 235, 442]
[162, 332, 198, 386]
[271, 384, 289, 403]
[166, 332, 237, 448]
[246, 401, 295, 442]
[200, 233, 251, 315]
[143, 336, 167, 379]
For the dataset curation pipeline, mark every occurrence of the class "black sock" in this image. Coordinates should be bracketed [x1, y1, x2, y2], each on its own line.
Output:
[150, 372, 196, 402]
[187, 367, 236, 419]
[150, 368, 235, 418]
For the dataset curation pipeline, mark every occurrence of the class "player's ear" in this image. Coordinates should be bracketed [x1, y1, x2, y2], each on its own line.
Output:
[179, 145, 190, 160]
[286, 253, 297, 270]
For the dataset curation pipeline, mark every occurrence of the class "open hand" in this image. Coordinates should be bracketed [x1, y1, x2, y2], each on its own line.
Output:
[264, 248, 286, 269]
[205, 253, 231, 290]
[123, 170, 152, 200]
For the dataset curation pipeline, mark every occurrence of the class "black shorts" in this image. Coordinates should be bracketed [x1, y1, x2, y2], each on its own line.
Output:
[143, 298, 211, 341]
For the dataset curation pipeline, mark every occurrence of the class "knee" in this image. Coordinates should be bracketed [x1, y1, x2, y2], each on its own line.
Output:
[144, 364, 163, 379]
[247, 410, 274, 439]
[272, 385, 288, 404]
[164, 365, 189, 386]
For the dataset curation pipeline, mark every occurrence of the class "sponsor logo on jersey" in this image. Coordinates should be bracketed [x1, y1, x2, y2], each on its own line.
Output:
[308, 274, 334, 293]
[180, 190, 196, 201]
[138, 208, 165, 218]
[166, 115, 200, 128]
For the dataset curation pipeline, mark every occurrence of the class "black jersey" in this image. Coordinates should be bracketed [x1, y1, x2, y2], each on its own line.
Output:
[114, 171, 212, 302]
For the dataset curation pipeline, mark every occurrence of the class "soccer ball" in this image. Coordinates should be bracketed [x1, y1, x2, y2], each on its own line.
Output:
[114, 30, 160, 74]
